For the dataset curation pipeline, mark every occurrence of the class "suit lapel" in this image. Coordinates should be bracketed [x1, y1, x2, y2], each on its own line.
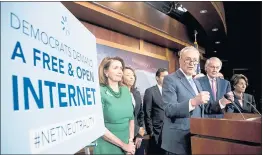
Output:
[194, 79, 204, 109]
[154, 85, 162, 99]
[177, 70, 196, 96]
[216, 78, 221, 101]
[234, 95, 243, 111]
[193, 79, 202, 93]
[153, 85, 164, 110]
[133, 90, 142, 115]
[132, 91, 137, 114]
[242, 93, 248, 111]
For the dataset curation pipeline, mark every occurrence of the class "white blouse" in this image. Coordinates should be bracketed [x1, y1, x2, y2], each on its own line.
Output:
[131, 93, 136, 108]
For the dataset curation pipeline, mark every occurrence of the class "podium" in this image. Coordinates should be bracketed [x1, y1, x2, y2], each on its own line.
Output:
[190, 113, 261, 154]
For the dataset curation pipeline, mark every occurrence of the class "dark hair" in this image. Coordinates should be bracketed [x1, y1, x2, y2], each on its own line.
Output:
[156, 68, 168, 77]
[230, 74, 249, 88]
[98, 56, 125, 86]
[123, 66, 137, 92]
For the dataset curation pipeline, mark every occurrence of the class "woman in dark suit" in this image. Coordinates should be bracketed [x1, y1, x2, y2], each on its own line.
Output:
[229, 74, 257, 113]
[123, 66, 145, 155]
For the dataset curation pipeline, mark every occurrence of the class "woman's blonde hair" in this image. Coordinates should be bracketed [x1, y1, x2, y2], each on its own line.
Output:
[98, 56, 125, 86]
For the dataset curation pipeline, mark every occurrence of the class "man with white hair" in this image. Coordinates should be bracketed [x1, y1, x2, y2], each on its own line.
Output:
[196, 57, 234, 118]
[161, 46, 211, 155]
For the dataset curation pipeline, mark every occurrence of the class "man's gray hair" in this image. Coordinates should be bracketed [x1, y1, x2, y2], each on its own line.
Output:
[178, 46, 200, 58]
[205, 57, 222, 69]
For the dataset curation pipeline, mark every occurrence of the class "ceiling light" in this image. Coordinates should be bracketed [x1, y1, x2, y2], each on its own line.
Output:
[175, 3, 187, 12]
[177, 6, 187, 12]
[212, 28, 218, 32]
[200, 10, 207, 14]
[177, 5, 187, 12]
[215, 41, 220, 44]
[214, 51, 217, 53]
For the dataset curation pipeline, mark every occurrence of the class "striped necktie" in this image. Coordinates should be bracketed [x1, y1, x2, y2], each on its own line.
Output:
[211, 78, 217, 100]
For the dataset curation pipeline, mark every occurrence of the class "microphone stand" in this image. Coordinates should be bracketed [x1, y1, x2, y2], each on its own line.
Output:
[230, 102, 246, 120]
[224, 94, 246, 120]
[234, 91, 261, 116]
[242, 99, 261, 116]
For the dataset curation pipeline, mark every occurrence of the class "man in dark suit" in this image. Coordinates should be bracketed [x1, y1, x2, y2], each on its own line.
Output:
[196, 57, 234, 118]
[161, 46, 211, 155]
[143, 68, 168, 155]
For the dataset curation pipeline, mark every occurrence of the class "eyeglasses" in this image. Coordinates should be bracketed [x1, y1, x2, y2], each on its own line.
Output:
[184, 59, 199, 65]
[208, 66, 221, 70]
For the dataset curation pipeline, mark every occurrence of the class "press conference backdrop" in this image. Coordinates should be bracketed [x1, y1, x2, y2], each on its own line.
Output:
[1, 2, 105, 154]
[97, 44, 169, 98]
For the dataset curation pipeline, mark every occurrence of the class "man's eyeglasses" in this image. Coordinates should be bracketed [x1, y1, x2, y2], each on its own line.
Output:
[208, 66, 221, 70]
[184, 59, 199, 65]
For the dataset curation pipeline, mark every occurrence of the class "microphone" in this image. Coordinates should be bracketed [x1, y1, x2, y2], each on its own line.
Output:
[224, 93, 246, 120]
[235, 95, 261, 116]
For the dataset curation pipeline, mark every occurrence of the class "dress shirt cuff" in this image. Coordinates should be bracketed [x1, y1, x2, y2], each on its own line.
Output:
[189, 99, 195, 112]
[219, 99, 226, 109]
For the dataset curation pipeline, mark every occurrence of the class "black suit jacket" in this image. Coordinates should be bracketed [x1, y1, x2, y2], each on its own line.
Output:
[143, 85, 164, 144]
[132, 89, 144, 137]
[227, 93, 257, 114]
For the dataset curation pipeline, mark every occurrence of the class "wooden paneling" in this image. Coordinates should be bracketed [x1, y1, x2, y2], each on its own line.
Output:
[63, 2, 200, 52]
[81, 21, 180, 71]
[96, 39, 167, 61]
[224, 113, 261, 121]
[143, 41, 166, 57]
[81, 21, 169, 59]
[191, 136, 261, 155]
[190, 114, 261, 155]
[190, 117, 261, 144]
[81, 21, 140, 49]
[166, 48, 179, 73]
[95, 2, 192, 43]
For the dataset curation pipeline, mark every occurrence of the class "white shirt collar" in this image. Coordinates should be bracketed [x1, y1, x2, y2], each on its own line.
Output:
[179, 68, 193, 80]
[130, 93, 136, 108]
[157, 84, 162, 94]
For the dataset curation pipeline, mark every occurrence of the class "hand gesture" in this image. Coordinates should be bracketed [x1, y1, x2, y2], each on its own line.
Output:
[191, 91, 210, 106]
[221, 91, 234, 105]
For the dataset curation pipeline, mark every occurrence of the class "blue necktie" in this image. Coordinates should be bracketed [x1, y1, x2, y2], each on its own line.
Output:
[189, 78, 204, 117]
[188, 78, 199, 95]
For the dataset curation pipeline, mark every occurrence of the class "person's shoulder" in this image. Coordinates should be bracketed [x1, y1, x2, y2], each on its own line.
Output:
[196, 75, 206, 81]
[168, 71, 177, 77]
[99, 85, 107, 92]
[120, 85, 130, 93]
[147, 85, 156, 91]
[220, 78, 231, 84]
[132, 88, 142, 98]
[132, 88, 140, 94]
[100, 85, 106, 89]
[165, 70, 183, 82]
[163, 72, 176, 81]
[244, 93, 254, 98]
